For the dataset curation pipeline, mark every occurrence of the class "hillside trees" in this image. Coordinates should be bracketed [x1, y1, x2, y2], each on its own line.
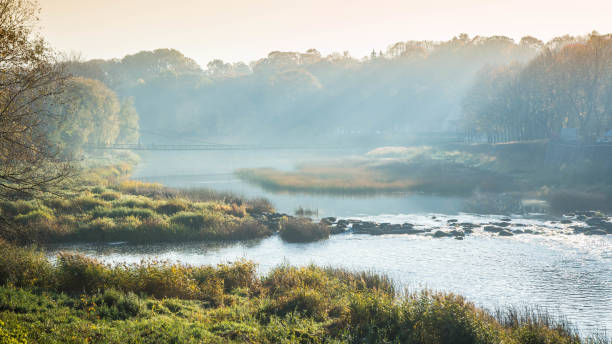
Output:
[64, 35, 541, 144]
[462, 33, 612, 143]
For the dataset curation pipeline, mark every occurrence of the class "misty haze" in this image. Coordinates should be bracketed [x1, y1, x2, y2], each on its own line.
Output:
[1, 0, 611, 343]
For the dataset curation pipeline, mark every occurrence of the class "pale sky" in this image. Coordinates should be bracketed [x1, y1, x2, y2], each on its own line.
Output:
[40, 0, 612, 67]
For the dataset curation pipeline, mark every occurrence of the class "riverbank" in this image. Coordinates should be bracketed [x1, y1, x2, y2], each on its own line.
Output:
[0, 160, 275, 245]
[0, 241, 607, 344]
[235, 141, 612, 214]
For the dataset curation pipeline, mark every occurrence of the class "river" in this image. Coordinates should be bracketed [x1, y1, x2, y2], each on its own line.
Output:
[51, 150, 612, 335]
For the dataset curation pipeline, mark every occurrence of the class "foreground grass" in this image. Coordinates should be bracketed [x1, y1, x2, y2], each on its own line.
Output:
[0, 242, 606, 344]
[0, 163, 274, 245]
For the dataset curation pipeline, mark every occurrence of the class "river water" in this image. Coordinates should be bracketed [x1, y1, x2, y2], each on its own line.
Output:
[53, 151, 611, 335]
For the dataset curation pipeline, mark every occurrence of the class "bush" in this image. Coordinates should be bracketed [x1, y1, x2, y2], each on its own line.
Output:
[88, 217, 116, 232]
[400, 292, 502, 344]
[0, 240, 55, 289]
[265, 286, 329, 320]
[13, 209, 54, 226]
[279, 217, 330, 243]
[228, 220, 272, 240]
[94, 289, 142, 319]
[156, 199, 188, 215]
[169, 211, 207, 230]
[57, 252, 108, 293]
[114, 196, 156, 209]
[0, 200, 36, 218]
[546, 189, 612, 214]
[74, 196, 109, 211]
[246, 197, 275, 214]
[90, 186, 105, 194]
[99, 191, 121, 201]
[114, 180, 165, 197]
[92, 207, 156, 220]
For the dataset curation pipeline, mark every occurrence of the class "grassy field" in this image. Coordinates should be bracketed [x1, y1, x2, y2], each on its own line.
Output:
[0, 241, 606, 344]
[0, 162, 274, 245]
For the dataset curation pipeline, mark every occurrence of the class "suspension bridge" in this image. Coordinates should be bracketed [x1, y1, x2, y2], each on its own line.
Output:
[84, 143, 357, 151]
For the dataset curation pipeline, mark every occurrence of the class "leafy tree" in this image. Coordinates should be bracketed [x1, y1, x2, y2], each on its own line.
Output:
[462, 33, 612, 143]
[0, 0, 71, 200]
[46, 77, 125, 155]
[117, 97, 139, 144]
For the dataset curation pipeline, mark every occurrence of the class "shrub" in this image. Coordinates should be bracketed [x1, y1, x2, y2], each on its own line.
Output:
[74, 196, 109, 211]
[88, 217, 116, 232]
[246, 197, 275, 214]
[94, 289, 142, 319]
[347, 291, 402, 341]
[169, 211, 208, 230]
[156, 199, 188, 215]
[99, 191, 121, 201]
[114, 180, 165, 197]
[546, 189, 612, 214]
[57, 252, 108, 293]
[0, 240, 55, 289]
[323, 267, 395, 296]
[228, 203, 248, 218]
[279, 217, 330, 243]
[400, 291, 502, 344]
[13, 209, 54, 226]
[495, 306, 581, 344]
[90, 186, 105, 194]
[42, 198, 72, 212]
[92, 207, 156, 220]
[0, 200, 36, 218]
[215, 260, 259, 293]
[228, 220, 272, 240]
[265, 286, 329, 320]
[114, 196, 156, 209]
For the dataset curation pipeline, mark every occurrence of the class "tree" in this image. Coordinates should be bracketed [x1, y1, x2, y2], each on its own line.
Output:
[0, 0, 71, 200]
[46, 77, 123, 154]
[117, 97, 139, 144]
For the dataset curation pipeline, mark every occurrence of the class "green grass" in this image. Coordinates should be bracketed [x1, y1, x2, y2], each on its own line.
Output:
[0, 162, 275, 245]
[0, 242, 607, 344]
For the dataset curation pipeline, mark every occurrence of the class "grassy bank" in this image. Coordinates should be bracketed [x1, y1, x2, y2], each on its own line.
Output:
[0, 242, 606, 344]
[236, 141, 612, 214]
[0, 162, 275, 245]
[235, 144, 521, 197]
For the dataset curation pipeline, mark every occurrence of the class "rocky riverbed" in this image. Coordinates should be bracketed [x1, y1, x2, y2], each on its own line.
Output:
[254, 211, 612, 239]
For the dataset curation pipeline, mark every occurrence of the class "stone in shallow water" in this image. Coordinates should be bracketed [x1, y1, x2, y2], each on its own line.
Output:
[584, 229, 607, 236]
[484, 225, 504, 233]
[498, 230, 513, 236]
[433, 230, 452, 238]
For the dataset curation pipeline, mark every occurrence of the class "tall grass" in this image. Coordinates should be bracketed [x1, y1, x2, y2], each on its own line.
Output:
[279, 217, 330, 243]
[1, 180, 276, 244]
[0, 242, 605, 343]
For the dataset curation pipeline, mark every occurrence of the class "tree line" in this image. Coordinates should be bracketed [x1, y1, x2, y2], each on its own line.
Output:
[65, 36, 543, 144]
[462, 33, 612, 143]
